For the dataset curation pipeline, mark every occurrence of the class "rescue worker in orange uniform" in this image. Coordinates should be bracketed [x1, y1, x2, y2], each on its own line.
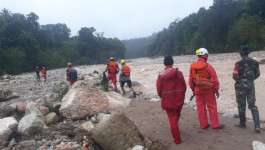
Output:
[188, 48, 224, 129]
[119, 59, 136, 97]
[42, 67, 47, 82]
[35, 66, 40, 82]
[66, 62, 78, 85]
[156, 56, 186, 144]
[104, 57, 120, 91]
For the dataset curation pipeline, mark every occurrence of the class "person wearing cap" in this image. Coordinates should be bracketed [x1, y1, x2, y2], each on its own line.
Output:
[35, 66, 40, 82]
[233, 45, 260, 133]
[66, 62, 77, 85]
[156, 56, 186, 144]
[188, 48, 224, 129]
[104, 57, 119, 91]
[119, 59, 136, 97]
[42, 67, 47, 82]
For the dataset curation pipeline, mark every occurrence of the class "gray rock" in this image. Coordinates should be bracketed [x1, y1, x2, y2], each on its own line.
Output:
[252, 141, 265, 150]
[3, 79, 9, 82]
[91, 111, 144, 150]
[25, 102, 44, 118]
[18, 113, 45, 136]
[0, 104, 15, 118]
[18, 140, 36, 150]
[0, 117, 18, 141]
[35, 97, 48, 106]
[45, 112, 58, 125]
[132, 145, 145, 150]
[223, 113, 237, 118]
[90, 116, 97, 123]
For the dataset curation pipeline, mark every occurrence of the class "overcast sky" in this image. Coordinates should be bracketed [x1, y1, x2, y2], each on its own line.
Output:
[1, 0, 213, 40]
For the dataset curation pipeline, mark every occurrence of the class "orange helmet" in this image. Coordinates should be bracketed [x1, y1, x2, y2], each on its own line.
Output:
[36, 66, 39, 69]
[67, 62, 72, 66]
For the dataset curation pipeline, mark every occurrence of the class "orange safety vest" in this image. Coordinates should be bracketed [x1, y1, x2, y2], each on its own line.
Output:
[122, 66, 130, 77]
[191, 62, 214, 90]
[107, 62, 119, 73]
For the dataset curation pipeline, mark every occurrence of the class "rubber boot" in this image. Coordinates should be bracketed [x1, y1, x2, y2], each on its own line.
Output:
[234, 112, 246, 128]
[251, 109, 260, 133]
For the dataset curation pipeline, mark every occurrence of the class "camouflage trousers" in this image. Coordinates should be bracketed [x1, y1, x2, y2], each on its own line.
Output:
[236, 92, 258, 113]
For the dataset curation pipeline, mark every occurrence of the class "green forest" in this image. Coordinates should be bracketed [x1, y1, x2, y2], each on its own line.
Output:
[0, 9, 125, 74]
[146, 0, 265, 56]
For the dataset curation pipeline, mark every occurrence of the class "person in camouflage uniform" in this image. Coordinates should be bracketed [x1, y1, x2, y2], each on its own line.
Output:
[233, 45, 260, 133]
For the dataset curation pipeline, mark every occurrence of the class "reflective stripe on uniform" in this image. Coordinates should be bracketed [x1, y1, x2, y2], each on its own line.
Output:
[162, 89, 185, 94]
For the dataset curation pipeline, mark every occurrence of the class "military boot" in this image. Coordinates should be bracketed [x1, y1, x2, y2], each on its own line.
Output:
[251, 109, 260, 133]
[234, 112, 246, 128]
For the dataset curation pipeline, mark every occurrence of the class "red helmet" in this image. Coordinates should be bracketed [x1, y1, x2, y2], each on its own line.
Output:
[67, 62, 72, 66]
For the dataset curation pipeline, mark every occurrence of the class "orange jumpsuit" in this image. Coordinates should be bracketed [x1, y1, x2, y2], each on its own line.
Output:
[188, 57, 220, 128]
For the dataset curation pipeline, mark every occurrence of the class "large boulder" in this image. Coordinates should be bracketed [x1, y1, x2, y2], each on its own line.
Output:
[18, 113, 45, 136]
[59, 82, 110, 119]
[0, 117, 18, 142]
[104, 91, 131, 110]
[91, 111, 144, 150]
[18, 103, 45, 136]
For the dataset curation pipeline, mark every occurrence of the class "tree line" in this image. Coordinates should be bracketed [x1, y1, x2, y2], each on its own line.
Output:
[146, 0, 265, 56]
[0, 9, 125, 74]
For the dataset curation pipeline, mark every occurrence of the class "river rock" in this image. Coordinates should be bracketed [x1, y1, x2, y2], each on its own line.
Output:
[59, 81, 110, 119]
[10, 101, 26, 112]
[104, 91, 131, 110]
[132, 145, 145, 150]
[25, 102, 44, 117]
[0, 104, 15, 118]
[45, 112, 58, 125]
[253, 141, 265, 150]
[81, 121, 95, 133]
[0, 117, 18, 141]
[18, 113, 45, 136]
[91, 111, 144, 150]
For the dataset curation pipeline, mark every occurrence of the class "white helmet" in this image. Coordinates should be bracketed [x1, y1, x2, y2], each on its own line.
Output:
[196, 48, 209, 56]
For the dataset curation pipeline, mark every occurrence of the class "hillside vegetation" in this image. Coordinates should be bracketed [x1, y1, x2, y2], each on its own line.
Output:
[146, 0, 265, 56]
[0, 9, 125, 74]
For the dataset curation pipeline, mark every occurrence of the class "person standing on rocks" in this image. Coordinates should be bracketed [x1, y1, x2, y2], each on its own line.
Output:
[233, 45, 260, 133]
[42, 67, 47, 82]
[66, 62, 77, 85]
[35, 66, 40, 82]
[119, 59, 136, 97]
[104, 57, 119, 92]
[188, 48, 224, 129]
[156, 56, 186, 144]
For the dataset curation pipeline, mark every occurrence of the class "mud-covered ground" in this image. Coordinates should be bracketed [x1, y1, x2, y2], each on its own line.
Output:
[124, 99, 265, 150]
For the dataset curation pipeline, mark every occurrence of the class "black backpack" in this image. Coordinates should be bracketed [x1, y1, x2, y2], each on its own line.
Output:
[69, 69, 77, 80]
